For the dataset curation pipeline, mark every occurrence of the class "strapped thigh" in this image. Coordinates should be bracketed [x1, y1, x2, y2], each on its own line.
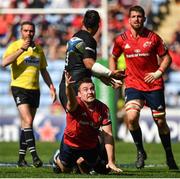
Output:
[151, 109, 166, 120]
[125, 100, 143, 113]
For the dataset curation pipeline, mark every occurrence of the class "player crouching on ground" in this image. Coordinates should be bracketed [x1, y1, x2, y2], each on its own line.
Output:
[52, 71, 122, 174]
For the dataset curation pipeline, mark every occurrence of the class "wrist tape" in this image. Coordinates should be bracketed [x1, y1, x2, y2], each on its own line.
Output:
[91, 62, 112, 77]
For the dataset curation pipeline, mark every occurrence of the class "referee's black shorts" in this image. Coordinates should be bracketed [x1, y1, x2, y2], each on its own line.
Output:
[11, 86, 40, 108]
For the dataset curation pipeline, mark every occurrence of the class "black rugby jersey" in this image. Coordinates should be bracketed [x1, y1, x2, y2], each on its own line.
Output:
[62, 30, 97, 83]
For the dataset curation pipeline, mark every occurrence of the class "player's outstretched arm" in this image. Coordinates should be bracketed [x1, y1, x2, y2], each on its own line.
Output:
[83, 58, 124, 88]
[65, 71, 77, 112]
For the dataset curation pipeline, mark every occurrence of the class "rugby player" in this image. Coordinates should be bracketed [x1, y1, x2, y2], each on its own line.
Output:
[53, 71, 122, 174]
[109, 5, 179, 170]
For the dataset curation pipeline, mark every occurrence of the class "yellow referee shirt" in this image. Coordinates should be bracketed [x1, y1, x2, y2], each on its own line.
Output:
[3, 39, 47, 90]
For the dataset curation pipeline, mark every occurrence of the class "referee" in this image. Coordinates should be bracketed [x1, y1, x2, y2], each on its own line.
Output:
[2, 21, 57, 167]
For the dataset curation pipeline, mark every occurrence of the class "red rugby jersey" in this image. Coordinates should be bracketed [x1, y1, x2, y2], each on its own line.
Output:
[112, 28, 167, 91]
[64, 97, 111, 149]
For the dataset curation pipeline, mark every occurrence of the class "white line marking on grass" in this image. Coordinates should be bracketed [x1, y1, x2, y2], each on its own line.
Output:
[0, 162, 168, 168]
[0, 163, 51, 167]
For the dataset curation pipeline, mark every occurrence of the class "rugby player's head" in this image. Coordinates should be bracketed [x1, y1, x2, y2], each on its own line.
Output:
[128, 5, 146, 30]
[78, 78, 96, 103]
[83, 10, 100, 35]
[128, 5, 145, 17]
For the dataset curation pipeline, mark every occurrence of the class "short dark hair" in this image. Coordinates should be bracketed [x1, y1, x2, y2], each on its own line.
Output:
[129, 5, 145, 17]
[83, 10, 100, 29]
[78, 78, 94, 89]
[21, 21, 35, 31]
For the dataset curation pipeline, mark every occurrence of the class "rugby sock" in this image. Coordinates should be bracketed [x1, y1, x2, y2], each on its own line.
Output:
[130, 128, 145, 152]
[24, 128, 38, 159]
[159, 132, 174, 159]
[19, 129, 28, 161]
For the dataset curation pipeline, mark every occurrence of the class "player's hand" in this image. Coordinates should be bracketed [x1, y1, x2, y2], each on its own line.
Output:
[100, 76, 123, 89]
[99, 76, 111, 86]
[50, 84, 57, 103]
[65, 70, 75, 87]
[144, 70, 163, 83]
[106, 163, 123, 173]
[110, 70, 126, 80]
[110, 78, 123, 89]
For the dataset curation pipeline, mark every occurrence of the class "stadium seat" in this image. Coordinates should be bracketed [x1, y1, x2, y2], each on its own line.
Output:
[168, 71, 180, 83]
[0, 70, 11, 82]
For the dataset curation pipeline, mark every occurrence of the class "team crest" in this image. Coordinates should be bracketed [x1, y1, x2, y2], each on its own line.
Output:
[143, 41, 152, 48]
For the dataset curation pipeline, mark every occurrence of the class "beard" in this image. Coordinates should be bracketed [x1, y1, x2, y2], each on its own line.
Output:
[131, 23, 143, 31]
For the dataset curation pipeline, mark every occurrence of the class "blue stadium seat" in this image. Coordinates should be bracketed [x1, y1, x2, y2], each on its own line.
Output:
[0, 83, 10, 94]
[168, 71, 180, 83]
[0, 70, 11, 82]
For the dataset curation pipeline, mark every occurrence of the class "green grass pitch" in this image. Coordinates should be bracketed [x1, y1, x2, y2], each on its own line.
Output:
[0, 141, 180, 178]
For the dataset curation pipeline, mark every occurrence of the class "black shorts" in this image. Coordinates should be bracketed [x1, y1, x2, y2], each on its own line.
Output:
[59, 137, 99, 168]
[11, 86, 40, 108]
[59, 136, 110, 174]
[125, 88, 165, 110]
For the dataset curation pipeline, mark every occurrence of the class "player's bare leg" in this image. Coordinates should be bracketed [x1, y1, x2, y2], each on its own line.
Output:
[125, 100, 147, 169]
[154, 115, 179, 170]
[76, 157, 90, 174]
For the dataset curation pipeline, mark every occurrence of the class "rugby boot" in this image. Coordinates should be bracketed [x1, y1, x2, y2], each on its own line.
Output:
[167, 157, 179, 170]
[33, 156, 43, 168]
[135, 150, 147, 169]
[17, 159, 29, 167]
[52, 160, 61, 173]
[51, 149, 61, 173]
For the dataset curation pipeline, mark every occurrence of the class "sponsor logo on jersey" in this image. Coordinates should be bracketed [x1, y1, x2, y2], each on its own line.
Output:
[24, 56, 40, 66]
[79, 119, 99, 129]
[126, 53, 150, 58]
[134, 49, 141, 53]
[125, 43, 131, 49]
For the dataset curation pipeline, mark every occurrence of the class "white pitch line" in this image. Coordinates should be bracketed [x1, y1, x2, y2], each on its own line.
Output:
[0, 163, 52, 167]
[0, 163, 167, 168]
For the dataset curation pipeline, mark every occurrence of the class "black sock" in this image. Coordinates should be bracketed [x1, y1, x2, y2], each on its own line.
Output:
[24, 128, 38, 159]
[130, 128, 145, 152]
[159, 132, 174, 159]
[19, 129, 28, 161]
